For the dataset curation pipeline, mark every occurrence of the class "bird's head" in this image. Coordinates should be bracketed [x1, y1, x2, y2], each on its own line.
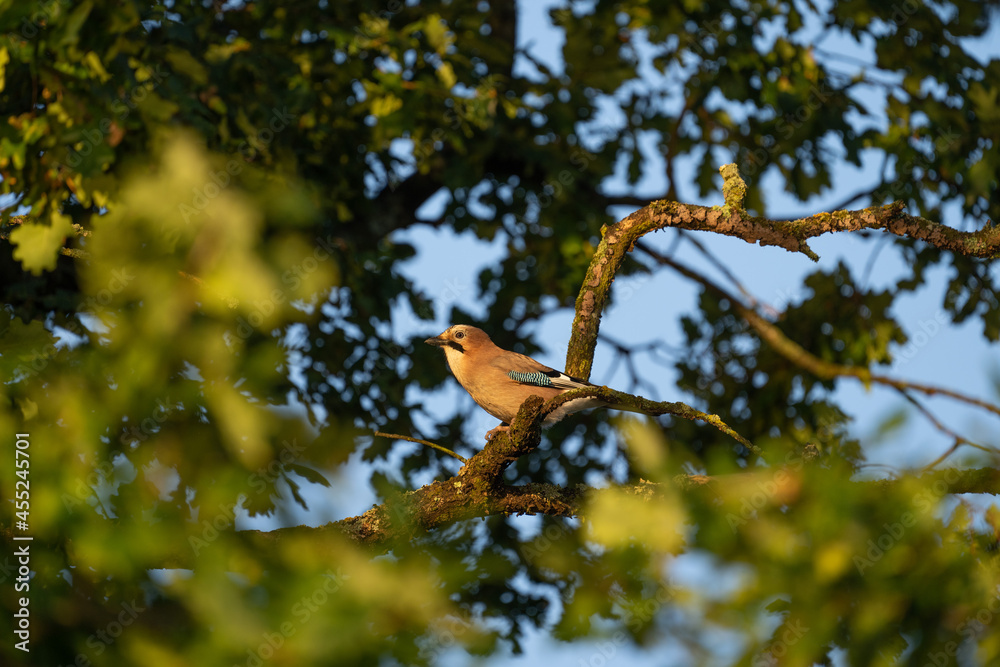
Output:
[424, 325, 493, 355]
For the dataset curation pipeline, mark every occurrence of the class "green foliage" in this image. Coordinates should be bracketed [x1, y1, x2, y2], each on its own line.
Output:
[0, 1, 998, 666]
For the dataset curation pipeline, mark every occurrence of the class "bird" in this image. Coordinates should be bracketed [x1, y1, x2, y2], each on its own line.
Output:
[424, 324, 618, 434]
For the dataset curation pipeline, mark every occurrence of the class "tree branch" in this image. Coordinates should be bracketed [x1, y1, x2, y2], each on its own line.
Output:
[543, 386, 760, 455]
[637, 243, 1000, 422]
[231, 465, 1000, 555]
[566, 164, 1000, 379]
[374, 431, 468, 463]
[226, 165, 1000, 555]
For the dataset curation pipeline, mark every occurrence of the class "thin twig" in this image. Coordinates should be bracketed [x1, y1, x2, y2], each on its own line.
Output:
[674, 233, 774, 315]
[902, 391, 973, 470]
[903, 391, 966, 443]
[860, 235, 892, 289]
[905, 389, 1000, 470]
[374, 431, 468, 464]
[871, 375, 1000, 420]
[637, 243, 1000, 423]
[543, 387, 761, 456]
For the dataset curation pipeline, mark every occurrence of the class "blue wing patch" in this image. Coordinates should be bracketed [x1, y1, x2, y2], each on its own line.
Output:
[508, 370, 553, 387]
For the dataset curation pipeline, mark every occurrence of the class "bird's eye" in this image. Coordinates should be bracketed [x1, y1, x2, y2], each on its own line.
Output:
[455, 331, 465, 339]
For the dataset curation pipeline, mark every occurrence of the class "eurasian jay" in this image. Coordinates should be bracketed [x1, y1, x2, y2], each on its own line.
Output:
[425, 324, 611, 429]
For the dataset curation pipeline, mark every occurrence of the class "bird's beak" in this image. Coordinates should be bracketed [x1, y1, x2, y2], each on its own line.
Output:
[424, 335, 447, 347]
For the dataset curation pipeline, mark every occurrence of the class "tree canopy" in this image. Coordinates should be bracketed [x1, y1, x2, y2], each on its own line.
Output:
[1, 1, 999, 665]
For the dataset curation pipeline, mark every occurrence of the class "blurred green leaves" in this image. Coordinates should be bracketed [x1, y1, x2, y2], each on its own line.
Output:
[9, 211, 73, 274]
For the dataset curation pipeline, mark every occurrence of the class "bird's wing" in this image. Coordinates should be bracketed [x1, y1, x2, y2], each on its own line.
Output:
[508, 369, 592, 390]
[494, 352, 593, 390]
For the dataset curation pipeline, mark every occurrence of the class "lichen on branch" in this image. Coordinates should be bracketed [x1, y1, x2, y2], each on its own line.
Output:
[566, 163, 1000, 379]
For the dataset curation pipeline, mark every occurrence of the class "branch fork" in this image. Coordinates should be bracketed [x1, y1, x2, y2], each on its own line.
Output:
[260, 164, 1000, 551]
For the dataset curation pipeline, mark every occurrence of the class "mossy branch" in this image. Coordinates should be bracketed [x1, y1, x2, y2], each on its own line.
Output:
[543, 386, 760, 455]
[219, 465, 1000, 555]
[566, 164, 1000, 379]
[639, 244, 1000, 424]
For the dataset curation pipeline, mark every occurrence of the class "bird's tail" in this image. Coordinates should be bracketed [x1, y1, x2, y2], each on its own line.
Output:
[543, 395, 646, 424]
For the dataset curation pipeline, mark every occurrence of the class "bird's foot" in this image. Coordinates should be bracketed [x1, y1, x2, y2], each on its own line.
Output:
[485, 424, 510, 441]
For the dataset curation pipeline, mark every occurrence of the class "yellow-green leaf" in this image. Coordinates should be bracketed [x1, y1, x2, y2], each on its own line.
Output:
[437, 62, 456, 89]
[589, 488, 686, 552]
[84, 51, 111, 82]
[165, 47, 208, 85]
[423, 14, 452, 55]
[9, 213, 74, 275]
[371, 94, 402, 117]
[0, 46, 9, 92]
